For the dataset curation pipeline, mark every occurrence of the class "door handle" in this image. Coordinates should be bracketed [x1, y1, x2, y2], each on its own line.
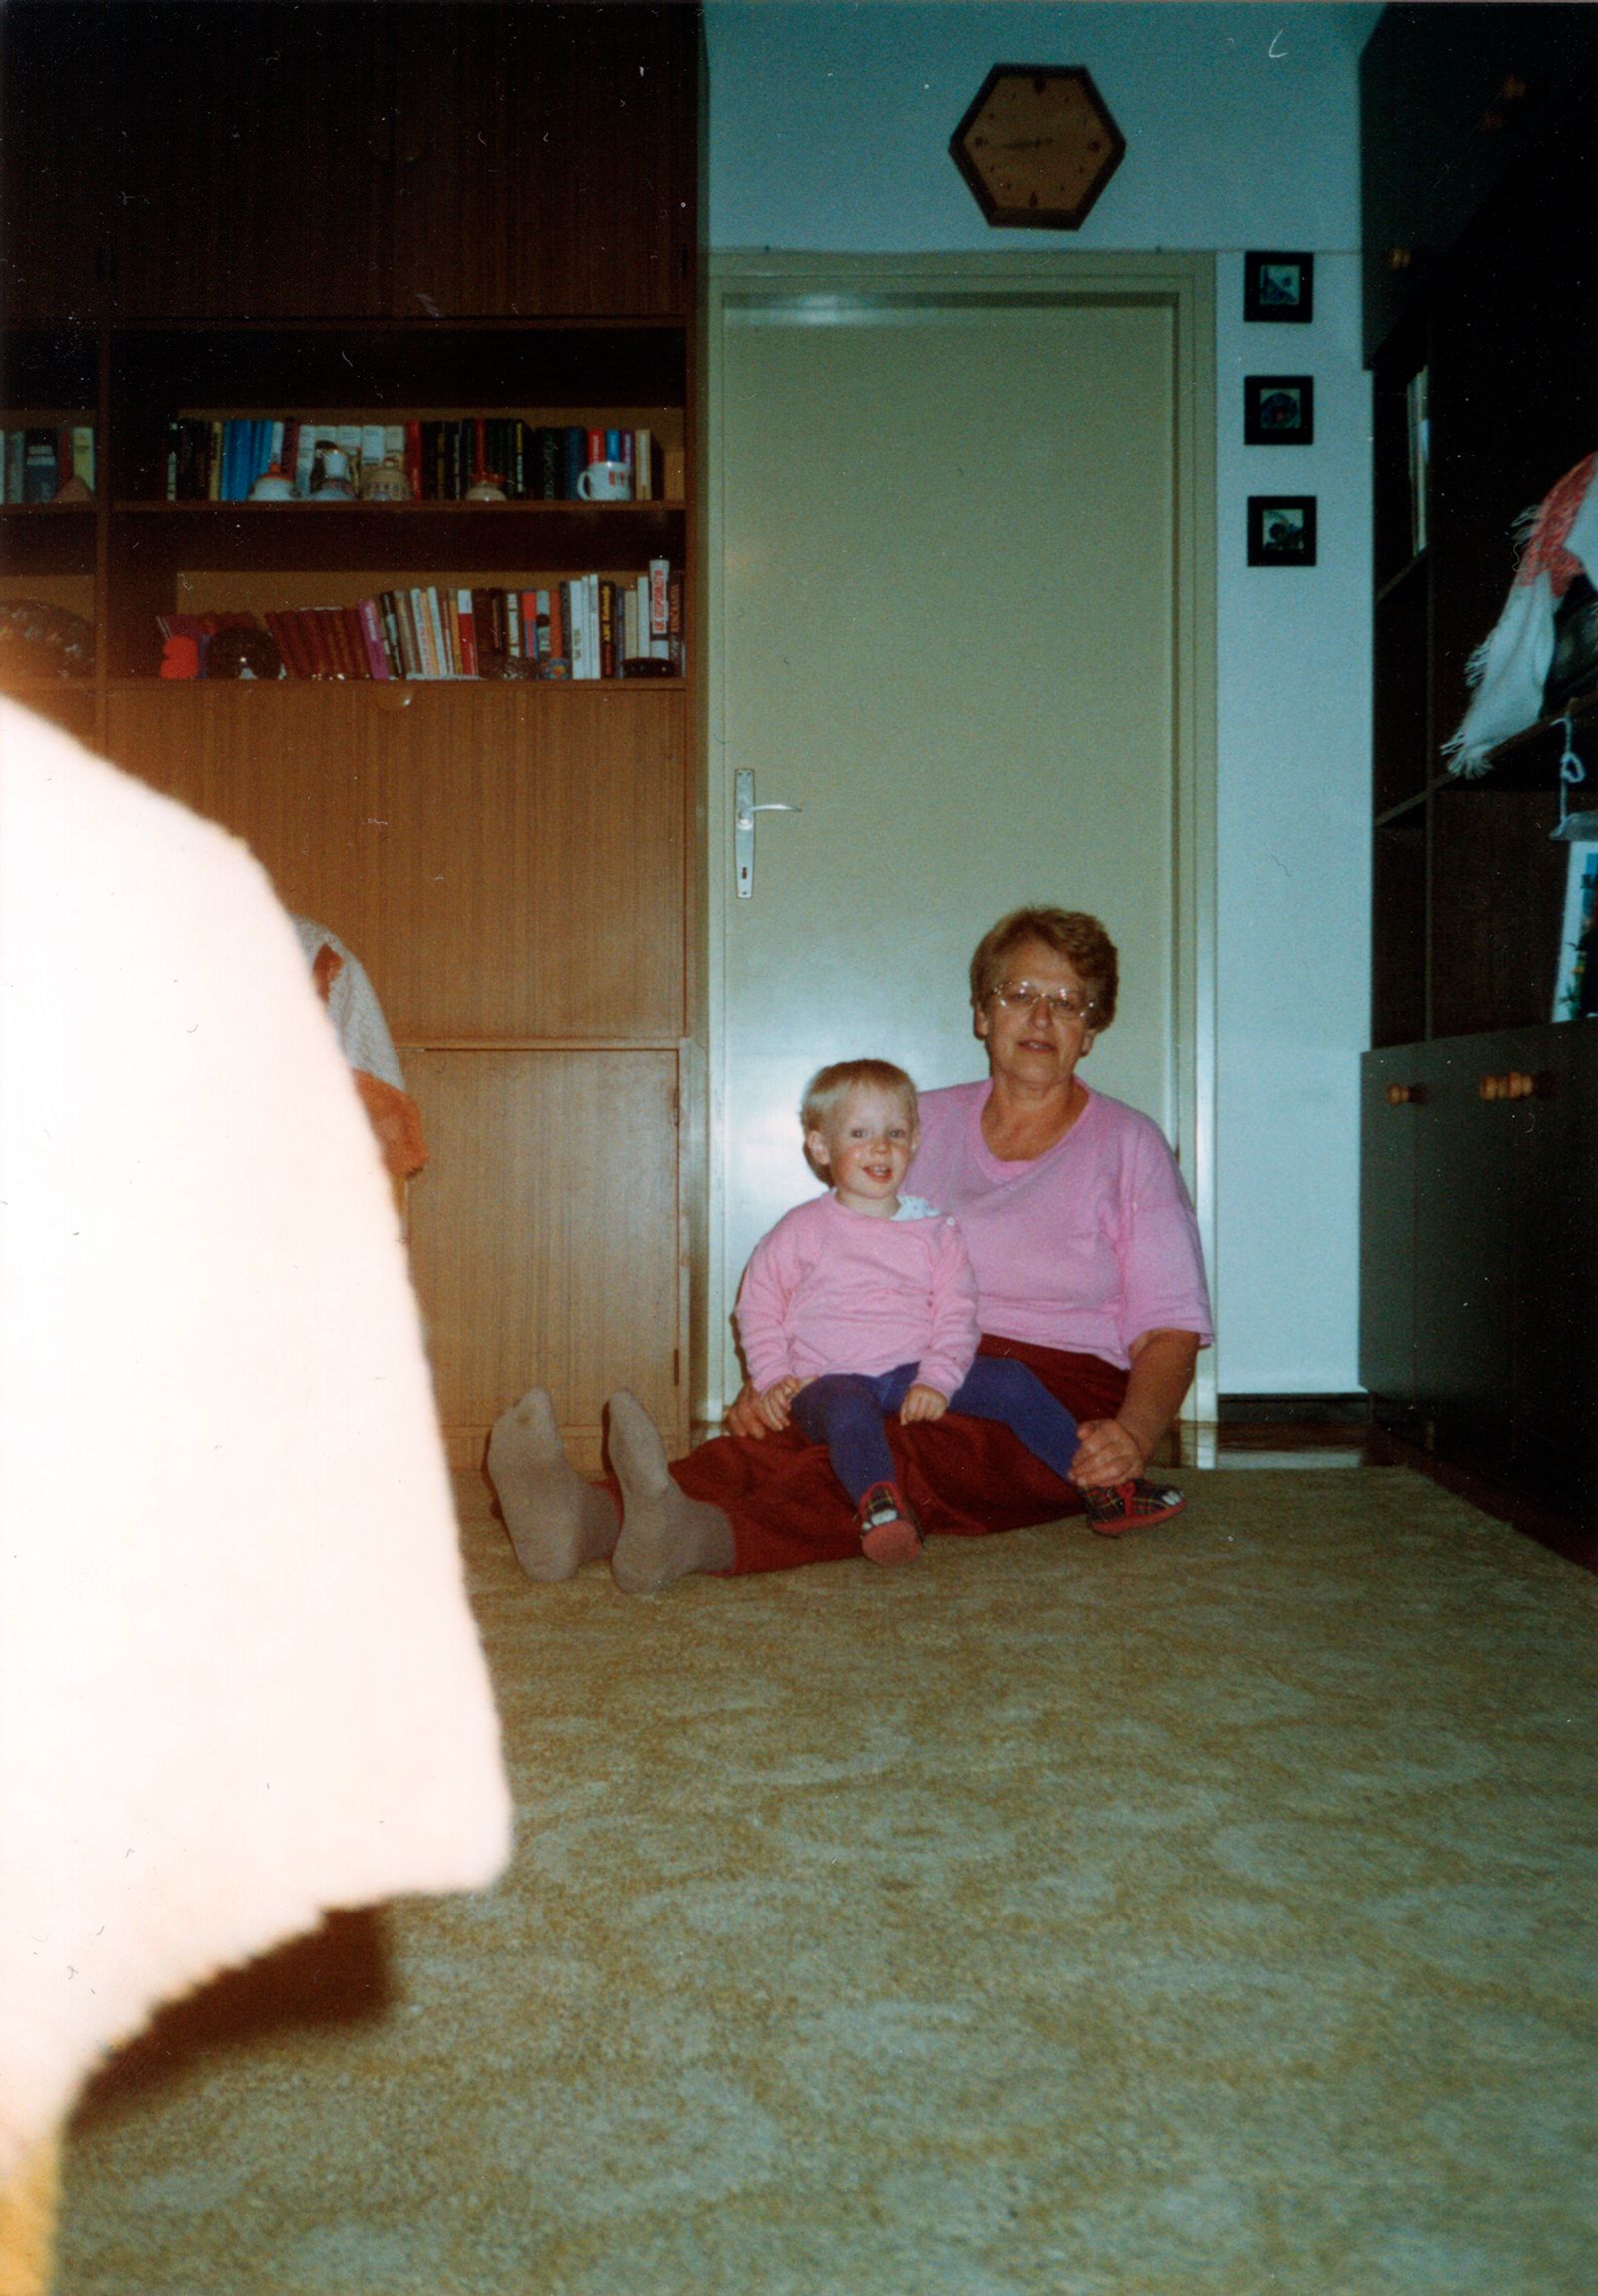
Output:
[734, 768, 802, 899]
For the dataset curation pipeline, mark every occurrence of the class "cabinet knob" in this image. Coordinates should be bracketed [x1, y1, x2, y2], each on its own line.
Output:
[371, 686, 415, 713]
[1385, 1082, 1425, 1106]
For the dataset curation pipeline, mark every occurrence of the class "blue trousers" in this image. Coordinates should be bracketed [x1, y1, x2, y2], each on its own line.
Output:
[790, 1359, 1080, 1506]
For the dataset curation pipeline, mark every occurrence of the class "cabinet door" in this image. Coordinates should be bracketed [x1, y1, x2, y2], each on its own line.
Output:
[404, 1048, 683, 1473]
[1412, 1039, 1517, 1479]
[387, 3, 698, 319]
[102, 685, 687, 1043]
[103, 687, 383, 937]
[365, 686, 686, 1042]
[103, 4, 389, 318]
[1359, 1049, 1422, 1408]
[1511, 1024, 1598, 1508]
[102, 685, 690, 1463]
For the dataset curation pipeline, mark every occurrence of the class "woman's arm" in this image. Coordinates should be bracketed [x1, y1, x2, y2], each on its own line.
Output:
[1071, 1327, 1198, 1486]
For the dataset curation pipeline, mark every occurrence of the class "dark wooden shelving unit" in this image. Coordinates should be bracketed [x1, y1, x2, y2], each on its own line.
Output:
[1360, 2, 1598, 1520]
[0, 0, 706, 1475]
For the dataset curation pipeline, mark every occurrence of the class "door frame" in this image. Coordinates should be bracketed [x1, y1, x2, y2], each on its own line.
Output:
[700, 250, 1218, 1423]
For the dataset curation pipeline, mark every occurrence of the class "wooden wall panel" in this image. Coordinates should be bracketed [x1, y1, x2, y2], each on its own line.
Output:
[404, 1048, 682, 1469]
[369, 687, 685, 1041]
[103, 688, 383, 947]
[103, 5, 388, 319]
[102, 685, 685, 1042]
[0, 5, 108, 326]
[387, 4, 697, 320]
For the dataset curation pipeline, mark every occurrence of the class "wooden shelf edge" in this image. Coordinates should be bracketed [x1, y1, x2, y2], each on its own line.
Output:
[1374, 789, 1429, 828]
[106, 313, 696, 335]
[108, 498, 684, 516]
[98, 675, 686, 693]
[397, 1038, 684, 1054]
[1374, 549, 1428, 605]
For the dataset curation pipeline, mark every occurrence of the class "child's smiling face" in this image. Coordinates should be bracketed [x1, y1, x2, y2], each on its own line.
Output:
[807, 1086, 918, 1217]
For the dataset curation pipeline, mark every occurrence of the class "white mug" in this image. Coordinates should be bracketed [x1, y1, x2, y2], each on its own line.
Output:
[577, 458, 631, 502]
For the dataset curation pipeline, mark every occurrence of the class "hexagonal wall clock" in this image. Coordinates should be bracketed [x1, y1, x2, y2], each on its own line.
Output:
[950, 65, 1126, 230]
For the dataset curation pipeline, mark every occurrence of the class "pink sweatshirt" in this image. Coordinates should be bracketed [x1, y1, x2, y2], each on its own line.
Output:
[735, 1193, 980, 1397]
[907, 1081, 1213, 1372]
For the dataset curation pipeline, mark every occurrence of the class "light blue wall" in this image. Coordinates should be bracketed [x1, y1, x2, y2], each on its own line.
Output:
[704, 1, 1378, 1395]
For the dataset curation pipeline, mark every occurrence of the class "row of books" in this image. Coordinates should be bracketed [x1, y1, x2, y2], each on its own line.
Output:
[163, 417, 674, 503]
[157, 566, 682, 682]
[4, 426, 96, 504]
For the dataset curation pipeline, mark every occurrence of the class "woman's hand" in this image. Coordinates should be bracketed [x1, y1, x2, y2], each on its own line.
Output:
[755, 1375, 805, 1431]
[737, 1376, 810, 1434]
[900, 1383, 949, 1425]
[1071, 1415, 1147, 1488]
[725, 1380, 769, 1438]
[1071, 1330, 1199, 1487]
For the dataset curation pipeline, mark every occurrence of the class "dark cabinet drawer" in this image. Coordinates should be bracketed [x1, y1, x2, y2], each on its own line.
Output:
[1361, 1024, 1598, 1510]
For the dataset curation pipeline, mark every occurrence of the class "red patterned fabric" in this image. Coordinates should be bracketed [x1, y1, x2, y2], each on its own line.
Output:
[1513, 452, 1595, 598]
[672, 1336, 1129, 1576]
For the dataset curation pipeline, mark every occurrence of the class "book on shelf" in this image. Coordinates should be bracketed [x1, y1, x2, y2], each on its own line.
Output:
[0, 424, 95, 504]
[1406, 366, 1430, 558]
[357, 598, 392, 680]
[455, 588, 479, 678]
[155, 571, 678, 683]
[22, 429, 59, 503]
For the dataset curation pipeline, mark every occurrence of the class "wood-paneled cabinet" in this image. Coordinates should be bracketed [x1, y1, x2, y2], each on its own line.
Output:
[1361, 4, 1598, 1521]
[0, 1, 699, 323]
[387, 3, 698, 322]
[0, 4, 703, 1475]
[1361, 1030, 1598, 1511]
[1360, 5, 1598, 363]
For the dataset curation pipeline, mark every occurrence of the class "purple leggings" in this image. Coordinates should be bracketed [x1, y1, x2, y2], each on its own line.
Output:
[790, 1358, 1080, 1506]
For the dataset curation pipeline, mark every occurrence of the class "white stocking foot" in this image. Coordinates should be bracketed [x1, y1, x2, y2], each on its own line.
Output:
[607, 1391, 735, 1595]
[487, 1388, 619, 1581]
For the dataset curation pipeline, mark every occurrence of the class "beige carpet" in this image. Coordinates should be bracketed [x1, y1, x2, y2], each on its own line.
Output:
[58, 1469, 1598, 2294]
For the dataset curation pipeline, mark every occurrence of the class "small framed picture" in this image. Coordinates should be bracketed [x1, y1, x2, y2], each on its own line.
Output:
[1244, 250, 1314, 324]
[1244, 374, 1314, 446]
[1247, 495, 1318, 567]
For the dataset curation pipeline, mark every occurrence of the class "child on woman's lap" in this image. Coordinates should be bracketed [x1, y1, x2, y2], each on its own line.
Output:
[486, 1054, 1176, 1591]
[736, 1059, 1091, 1562]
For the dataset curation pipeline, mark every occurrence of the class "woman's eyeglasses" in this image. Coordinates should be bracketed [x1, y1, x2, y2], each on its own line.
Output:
[989, 980, 1097, 1022]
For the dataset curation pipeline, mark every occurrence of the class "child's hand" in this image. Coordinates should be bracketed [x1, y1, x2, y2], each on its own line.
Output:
[754, 1375, 806, 1431]
[900, 1383, 949, 1425]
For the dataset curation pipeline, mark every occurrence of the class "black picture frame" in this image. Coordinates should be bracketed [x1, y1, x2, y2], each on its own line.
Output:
[1244, 374, 1314, 446]
[1247, 495, 1318, 567]
[1243, 250, 1314, 324]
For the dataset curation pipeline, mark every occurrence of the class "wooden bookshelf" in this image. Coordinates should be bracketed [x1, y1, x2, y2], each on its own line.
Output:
[0, 1, 705, 1474]
[1360, 5, 1598, 1521]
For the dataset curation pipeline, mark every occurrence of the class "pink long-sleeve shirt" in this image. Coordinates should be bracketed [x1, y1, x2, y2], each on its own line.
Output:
[734, 1193, 980, 1398]
[906, 1081, 1213, 1372]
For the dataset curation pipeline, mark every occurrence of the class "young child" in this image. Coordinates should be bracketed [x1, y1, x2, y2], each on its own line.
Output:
[736, 1058, 1103, 1563]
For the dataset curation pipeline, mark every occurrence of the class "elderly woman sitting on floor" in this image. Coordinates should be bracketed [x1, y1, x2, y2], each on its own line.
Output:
[490, 905, 1212, 1591]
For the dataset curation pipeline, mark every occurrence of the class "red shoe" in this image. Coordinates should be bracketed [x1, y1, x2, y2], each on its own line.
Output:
[1080, 1477, 1187, 1537]
[856, 1480, 924, 1565]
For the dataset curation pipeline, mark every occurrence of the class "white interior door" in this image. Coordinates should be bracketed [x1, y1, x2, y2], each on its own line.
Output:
[705, 257, 1215, 1416]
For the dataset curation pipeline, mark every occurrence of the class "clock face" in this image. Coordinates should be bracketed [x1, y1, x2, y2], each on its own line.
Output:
[950, 66, 1126, 230]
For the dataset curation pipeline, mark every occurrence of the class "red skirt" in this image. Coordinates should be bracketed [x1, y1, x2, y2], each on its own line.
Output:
[672, 1335, 1128, 1576]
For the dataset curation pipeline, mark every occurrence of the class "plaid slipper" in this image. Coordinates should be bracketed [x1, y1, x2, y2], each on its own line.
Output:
[1079, 1477, 1187, 1537]
[856, 1479, 924, 1565]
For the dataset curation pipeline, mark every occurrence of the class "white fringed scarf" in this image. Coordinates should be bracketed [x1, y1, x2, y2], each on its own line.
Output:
[1446, 452, 1598, 777]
